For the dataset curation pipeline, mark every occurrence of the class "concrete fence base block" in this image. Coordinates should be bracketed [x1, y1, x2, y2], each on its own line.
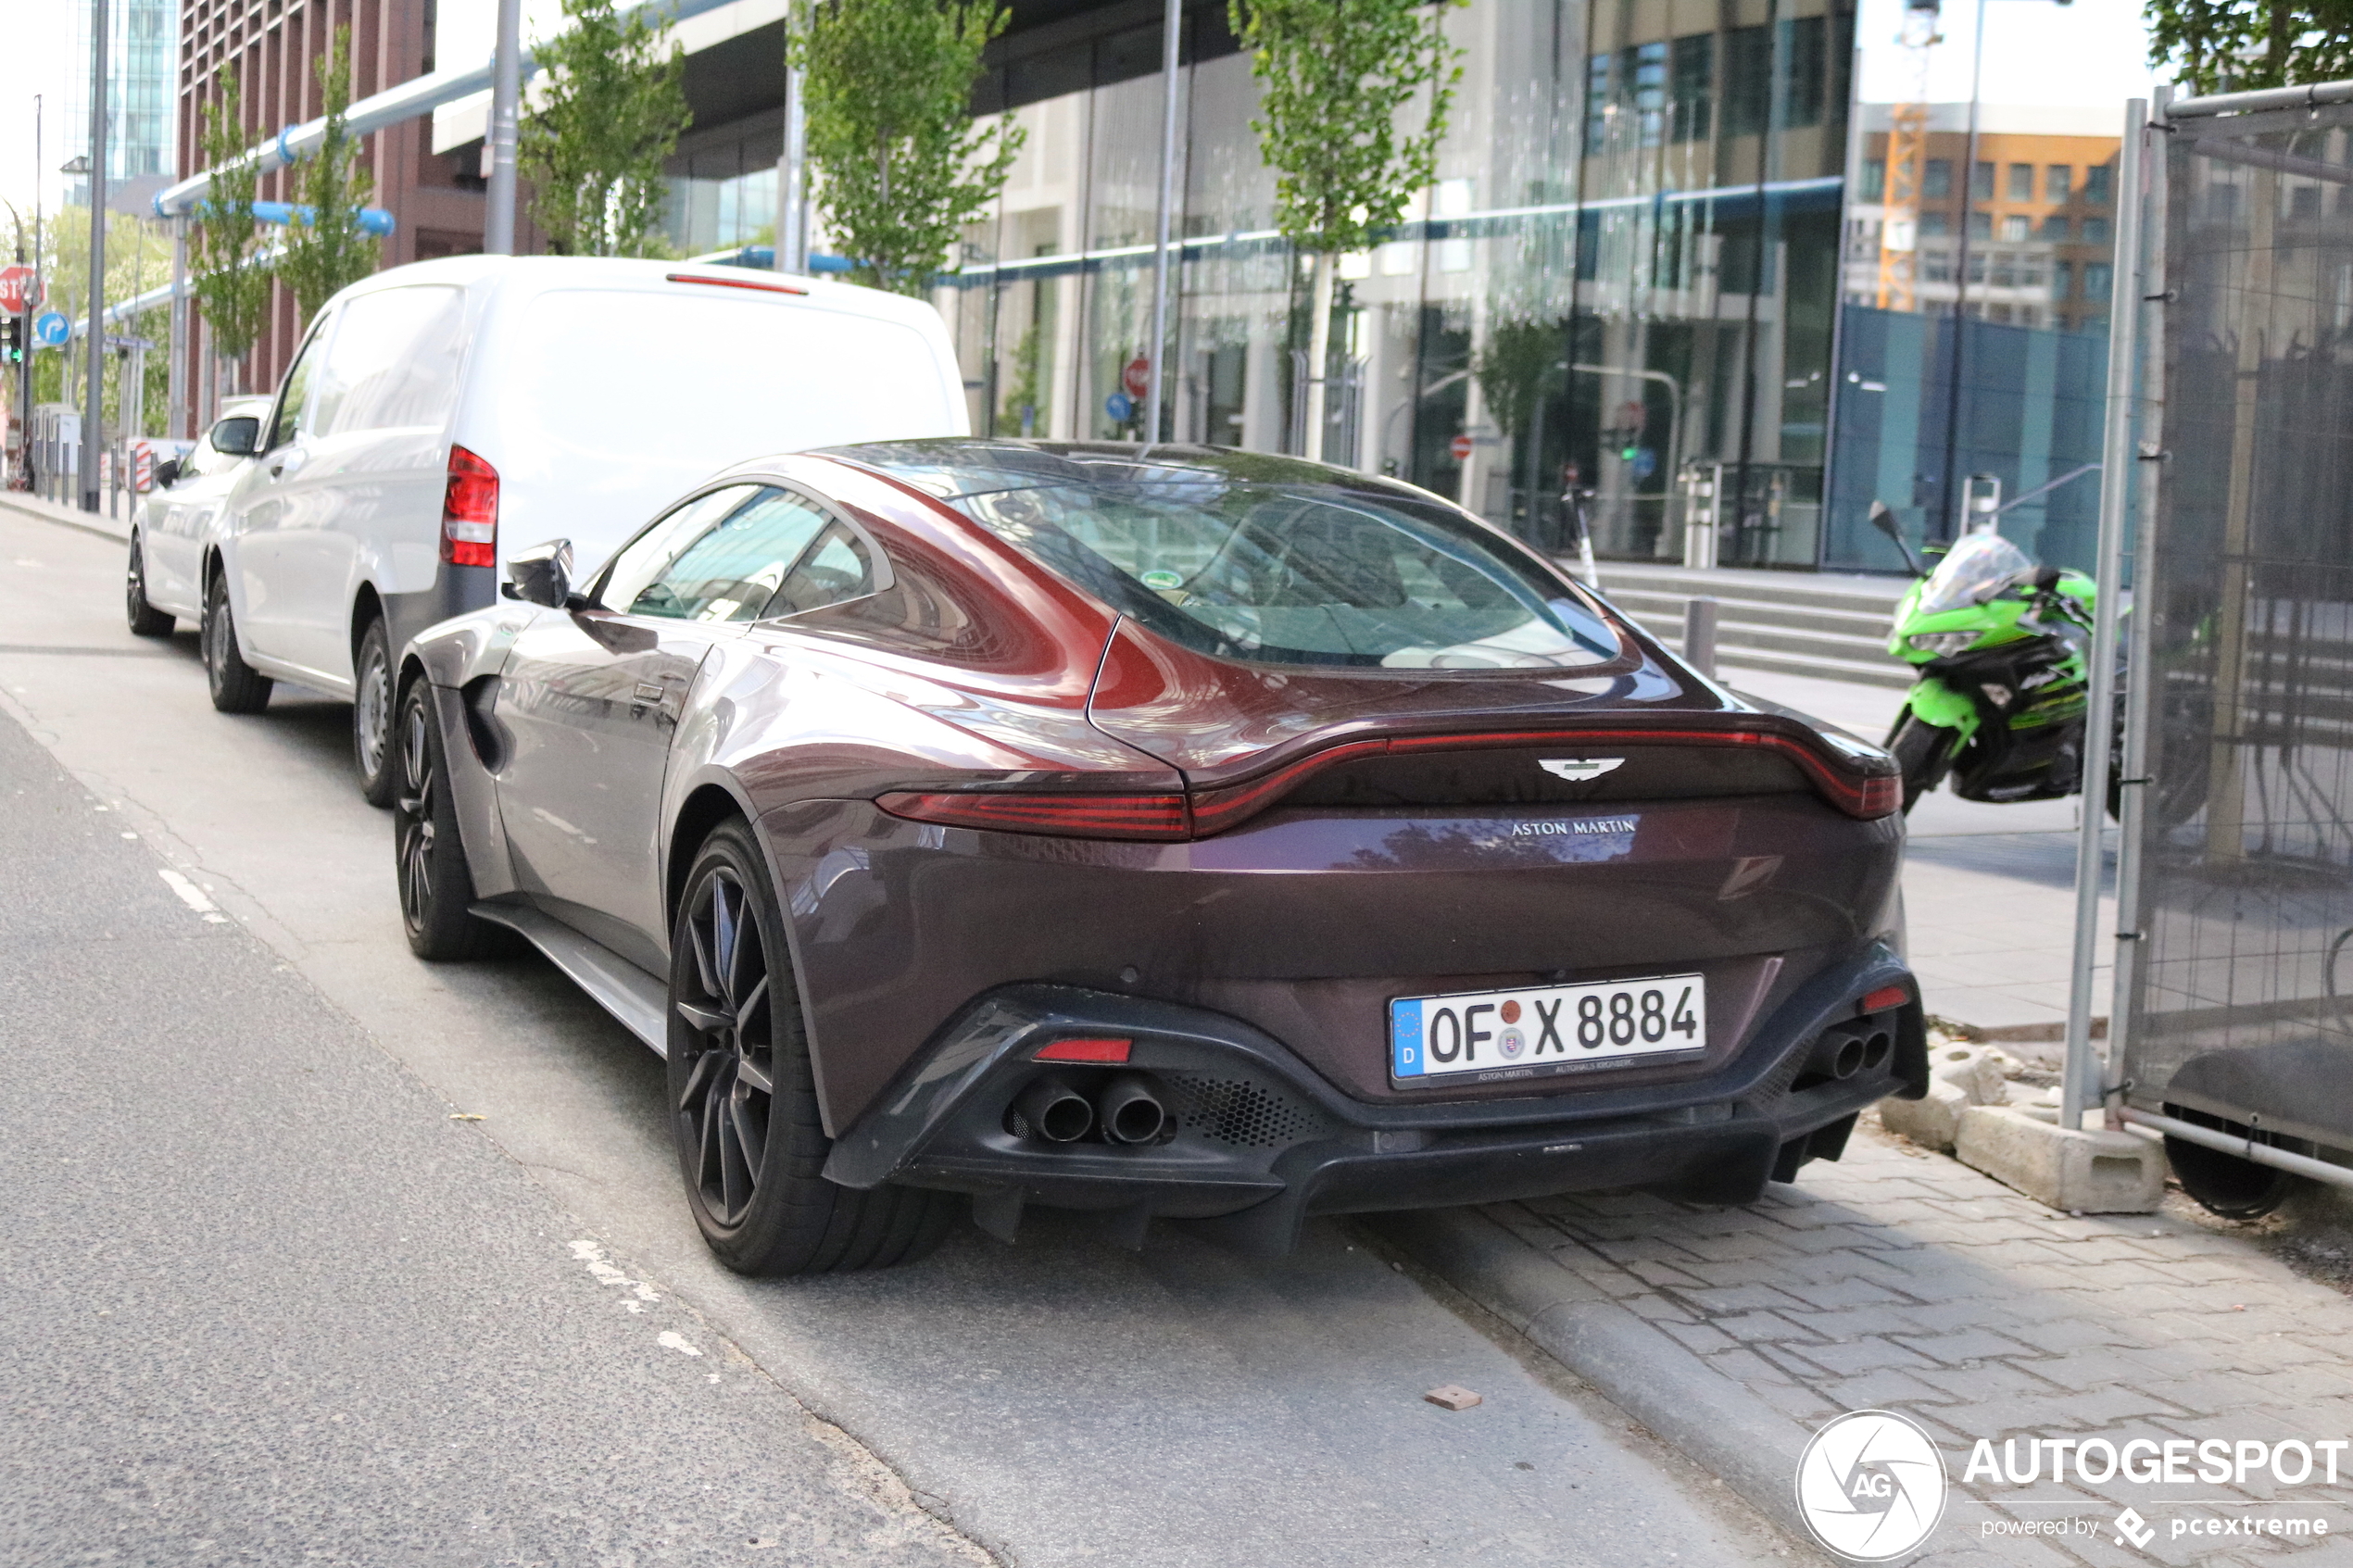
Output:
[1877, 1078, 1972, 1151]
[1953, 1104, 2165, 1212]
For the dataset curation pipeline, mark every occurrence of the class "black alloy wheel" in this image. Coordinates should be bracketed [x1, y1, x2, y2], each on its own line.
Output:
[125, 537, 173, 636]
[202, 571, 273, 714]
[393, 679, 502, 960]
[352, 618, 397, 807]
[666, 820, 953, 1276]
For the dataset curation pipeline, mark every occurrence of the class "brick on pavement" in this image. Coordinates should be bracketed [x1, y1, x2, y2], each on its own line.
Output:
[1494, 1121, 2353, 1565]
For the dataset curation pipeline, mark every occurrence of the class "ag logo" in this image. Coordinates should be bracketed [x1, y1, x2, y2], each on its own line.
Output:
[1539, 758, 1624, 781]
[1794, 1410, 1948, 1561]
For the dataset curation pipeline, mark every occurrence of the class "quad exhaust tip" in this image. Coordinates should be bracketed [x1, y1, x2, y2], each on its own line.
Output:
[1098, 1073, 1168, 1145]
[1006, 1072, 1171, 1145]
[1013, 1075, 1094, 1143]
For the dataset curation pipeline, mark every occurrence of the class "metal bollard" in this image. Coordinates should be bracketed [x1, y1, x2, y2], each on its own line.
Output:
[1681, 596, 1719, 679]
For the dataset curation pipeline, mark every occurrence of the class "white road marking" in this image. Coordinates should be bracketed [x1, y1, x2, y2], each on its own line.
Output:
[157, 868, 229, 923]
[567, 1237, 660, 1301]
[657, 1332, 702, 1358]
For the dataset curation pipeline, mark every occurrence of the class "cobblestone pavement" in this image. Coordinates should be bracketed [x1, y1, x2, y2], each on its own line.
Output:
[1476, 1119, 2353, 1565]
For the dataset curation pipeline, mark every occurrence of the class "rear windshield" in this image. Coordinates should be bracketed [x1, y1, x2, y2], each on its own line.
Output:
[929, 469, 1618, 670]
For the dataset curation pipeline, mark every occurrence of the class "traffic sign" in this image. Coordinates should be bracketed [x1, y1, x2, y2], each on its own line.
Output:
[31, 312, 70, 348]
[1122, 356, 1151, 399]
[1104, 392, 1135, 423]
[1448, 432, 1474, 462]
[0, 266, 35, 315]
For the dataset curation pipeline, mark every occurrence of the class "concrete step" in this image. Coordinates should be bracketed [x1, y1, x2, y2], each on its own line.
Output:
[1586, 560, 1916, 690]
[1599, 564, 1909, 621]
[1652, 633, 1919, 692]
[1607, 587, 1894, 643]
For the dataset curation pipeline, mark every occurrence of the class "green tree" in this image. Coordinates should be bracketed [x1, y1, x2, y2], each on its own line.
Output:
[278, 28, 382, 320]
[31, 208, 176, 433]
[521, 0, 691, 257]
[1233, 0, 1464, 463]
[1473, 315, 1559, 448]
[191, 73, 274, 387]
[795, 0, 1023, 295]
[2146, 0, 2353, 94]
[999, 319, 1045, 434]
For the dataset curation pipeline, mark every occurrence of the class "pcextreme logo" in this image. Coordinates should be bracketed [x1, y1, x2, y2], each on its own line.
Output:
[1794, 1410, 1949, 1561]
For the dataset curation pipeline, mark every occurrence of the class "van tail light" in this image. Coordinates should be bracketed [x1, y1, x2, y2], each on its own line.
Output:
[875, 791, 1190, 841]
[441, 445, 498, 568]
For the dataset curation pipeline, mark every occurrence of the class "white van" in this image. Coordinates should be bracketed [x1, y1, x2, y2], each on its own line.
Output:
[180, 255, 969, 802]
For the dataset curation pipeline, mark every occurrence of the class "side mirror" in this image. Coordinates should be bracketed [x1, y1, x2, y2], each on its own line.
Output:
[152, 458, 182, 489]
[211, 416, 260, 458]
[503, 538, 575, 608]
[1867, 500, 1926, 577]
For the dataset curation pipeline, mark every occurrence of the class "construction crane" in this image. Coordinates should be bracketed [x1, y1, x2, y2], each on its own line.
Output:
[1876, 0, 1944, 312]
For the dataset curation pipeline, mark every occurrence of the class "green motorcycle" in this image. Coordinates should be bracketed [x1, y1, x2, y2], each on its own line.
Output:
[1869, 503, 2097, 814]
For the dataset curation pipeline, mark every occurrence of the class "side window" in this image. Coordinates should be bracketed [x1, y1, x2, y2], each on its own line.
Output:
[310, 286, 468, 436]
[268, 321, 329, 450]
[597, 485, 765, 612]
[768, 525, 875, 618]
[631, 489, 833, 622]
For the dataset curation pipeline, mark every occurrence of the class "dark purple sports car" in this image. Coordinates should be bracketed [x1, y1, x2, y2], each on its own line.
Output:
[392, 440, 1920, 1275]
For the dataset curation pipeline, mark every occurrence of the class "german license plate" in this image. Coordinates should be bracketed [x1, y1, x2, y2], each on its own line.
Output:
[1390, 973, 1706, 1083]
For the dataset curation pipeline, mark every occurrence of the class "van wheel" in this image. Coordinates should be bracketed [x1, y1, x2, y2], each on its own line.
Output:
[668, 820, 956, 1277]
[353, 618, 397, 807]
[126, 536, 174, 636]
[202, 571, 273, 714]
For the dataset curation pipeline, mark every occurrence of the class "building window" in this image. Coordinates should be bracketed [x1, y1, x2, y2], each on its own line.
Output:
[2294, 183, 2322, 220]
[1779, 15, 1827, 128]
[1973, 161, 1994, 200]
[1922, 248, 1953, 282]
[1969, 209, 1992, 240]
[2041, 214, 2070, 241]
[1862, 158, 1886, 202]
[2047, 165, 2072, 202]
[1991, 253, 2017, 287]
[1967, 251, 1986, 283]
[1670, 33, 1713, 142]
[1722, 25, 1770, 136]
[2083, 216, 2111, 245]
[1586, 52, 1612, 144]
[2085, 163, 2113, 204]
[1629, 40, 1668, 146]
[2083, 262, 2113, 301]
[2001, 214, 2030, 241]
[1923, 158, 1952, 199]
[2007, 162, 2033, 201]
[1919, 210, 1950, 238]
[2054, 259, 2075, 298]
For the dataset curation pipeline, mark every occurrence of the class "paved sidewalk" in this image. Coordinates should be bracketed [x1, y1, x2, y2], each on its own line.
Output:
[1388, 1119, 2353, 1565]
[0, 487, 132, 543]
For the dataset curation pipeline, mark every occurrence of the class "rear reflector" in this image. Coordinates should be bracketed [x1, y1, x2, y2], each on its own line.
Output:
[1860, 985, 1910, 1014]
[1033, 1037, 1132, 1064]
[666, 270, 809, 295]
[875, 791, 1189, 841]
[440, 445, 498, 568]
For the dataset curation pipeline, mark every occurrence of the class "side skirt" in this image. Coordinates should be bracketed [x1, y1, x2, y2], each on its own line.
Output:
[472, 901, 669, 1056]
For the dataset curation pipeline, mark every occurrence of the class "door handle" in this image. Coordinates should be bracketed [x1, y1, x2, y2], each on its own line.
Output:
[269, 447, 308, 480]
[634, 682, 667, 702]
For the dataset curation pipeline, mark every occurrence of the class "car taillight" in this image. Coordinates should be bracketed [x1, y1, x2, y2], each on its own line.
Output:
[441, 445, 498, 568]
[875, 791, 1190, 841]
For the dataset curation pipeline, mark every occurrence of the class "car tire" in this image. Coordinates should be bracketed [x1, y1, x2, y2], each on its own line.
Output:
[393, 678, 507, 961]
[202, 569, 272, 714]
[125, 536, 174, 636]
[668, 819, 956, 1277]
[352, 617, 397, 808]
[1887, 715, 1958, 814]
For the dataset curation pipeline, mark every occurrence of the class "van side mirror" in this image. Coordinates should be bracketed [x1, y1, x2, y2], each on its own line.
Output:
[211, 416, 260, 458]
[503, 538, 574, 608]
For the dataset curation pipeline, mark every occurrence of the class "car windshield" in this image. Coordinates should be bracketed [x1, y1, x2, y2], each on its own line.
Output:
[1916, 532, 2035, 617]
[837, 444, 1620, 670]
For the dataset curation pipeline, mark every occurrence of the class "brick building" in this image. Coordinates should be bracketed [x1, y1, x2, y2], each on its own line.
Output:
[175, 0, 494, 408]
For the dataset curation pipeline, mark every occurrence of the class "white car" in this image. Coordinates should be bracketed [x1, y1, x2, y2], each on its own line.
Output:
[126, 396, 272, 636]
[183, 255, 971, 803]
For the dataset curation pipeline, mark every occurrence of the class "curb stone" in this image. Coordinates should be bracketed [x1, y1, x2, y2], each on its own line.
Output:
[0, 489, 132, 544]
[1375, 1206, 1819, 1544]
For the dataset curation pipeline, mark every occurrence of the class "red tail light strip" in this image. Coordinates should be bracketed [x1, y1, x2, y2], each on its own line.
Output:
[1033, 1037, 1134, 1063]
[877, 725, 1898, 842]
[1860, 984, 1911, 1014]
[665, 271, 809, 295]
[876, 791, 1190, 840]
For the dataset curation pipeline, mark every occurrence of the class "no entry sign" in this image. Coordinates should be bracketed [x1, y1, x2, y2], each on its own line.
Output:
[1449, 432, 1474, 462]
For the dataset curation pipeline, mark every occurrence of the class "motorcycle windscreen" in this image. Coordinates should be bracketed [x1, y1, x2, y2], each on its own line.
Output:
[1916, 533, 2035, 617]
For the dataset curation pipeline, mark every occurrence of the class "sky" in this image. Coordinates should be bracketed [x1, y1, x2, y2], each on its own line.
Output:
[1, 0, 2171, 242]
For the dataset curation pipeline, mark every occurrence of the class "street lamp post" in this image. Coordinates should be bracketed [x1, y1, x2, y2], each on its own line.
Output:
[82, 0, 109, 514]
[484, 0, 523, 255]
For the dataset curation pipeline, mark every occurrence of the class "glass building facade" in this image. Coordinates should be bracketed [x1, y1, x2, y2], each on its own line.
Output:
[926, 0, 1855, 566]
[69, 0, 176, 204]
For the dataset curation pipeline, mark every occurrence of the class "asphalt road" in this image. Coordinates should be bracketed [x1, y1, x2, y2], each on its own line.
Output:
[0, 505, 1798, 1567]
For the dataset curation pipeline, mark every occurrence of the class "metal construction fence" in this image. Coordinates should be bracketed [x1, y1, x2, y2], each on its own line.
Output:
[2114, 86, 2353, 1173]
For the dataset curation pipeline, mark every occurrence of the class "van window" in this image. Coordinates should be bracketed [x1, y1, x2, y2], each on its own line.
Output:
[506, 290, 958, 483]
[312, 285, 468, 435]
[269, 322, 329, 449]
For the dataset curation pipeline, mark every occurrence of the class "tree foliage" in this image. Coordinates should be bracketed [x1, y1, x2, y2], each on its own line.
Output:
[1474, 315, 1561, 442]
[795, 0, 1023, 295]
[521, 0, 691, 257]
[2146, 0, 2353, 96]
[192, 72, 274, 366]
[1230, 0, 1466, 255]
[279, 27, 383, 321]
